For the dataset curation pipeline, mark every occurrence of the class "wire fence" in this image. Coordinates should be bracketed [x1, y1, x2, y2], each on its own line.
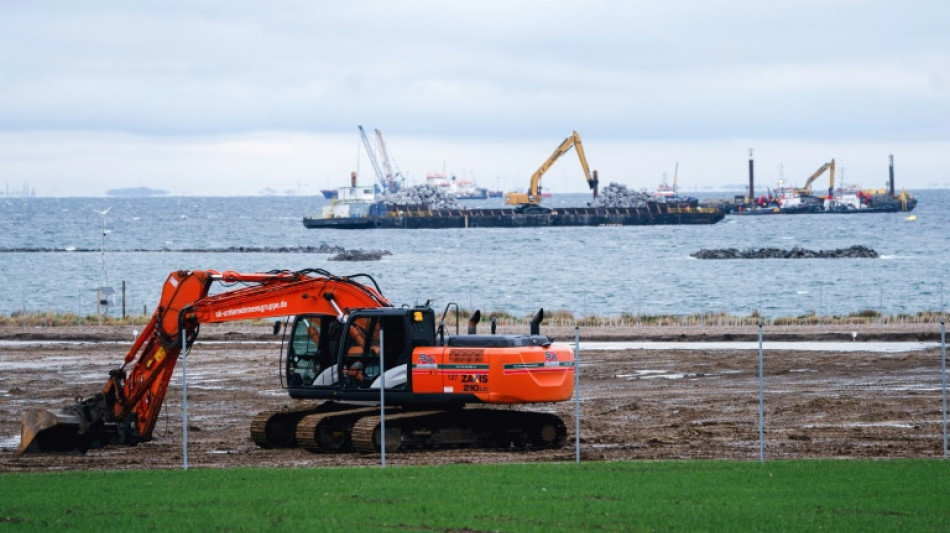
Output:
[4, 281, 947, 464]
[567, 322, 948, 462]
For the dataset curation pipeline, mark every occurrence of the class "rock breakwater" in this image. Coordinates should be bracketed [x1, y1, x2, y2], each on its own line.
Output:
[691, 245, 878, 259]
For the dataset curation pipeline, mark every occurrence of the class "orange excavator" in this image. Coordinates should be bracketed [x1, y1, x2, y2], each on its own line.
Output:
[19, 268, 574, 455]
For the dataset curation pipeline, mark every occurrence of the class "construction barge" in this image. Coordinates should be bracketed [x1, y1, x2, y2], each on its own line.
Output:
[303, 202, 725, 229]
[724, 153, 917, 215]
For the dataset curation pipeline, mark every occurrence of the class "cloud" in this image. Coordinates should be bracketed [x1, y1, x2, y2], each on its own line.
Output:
[0, 1, 947, 194]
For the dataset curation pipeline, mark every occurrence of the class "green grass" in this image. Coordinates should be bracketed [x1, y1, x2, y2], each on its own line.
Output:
[1, 460, 948, 532]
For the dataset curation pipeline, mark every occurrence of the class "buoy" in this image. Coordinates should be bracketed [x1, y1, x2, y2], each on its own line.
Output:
[905, 215, 917, 221]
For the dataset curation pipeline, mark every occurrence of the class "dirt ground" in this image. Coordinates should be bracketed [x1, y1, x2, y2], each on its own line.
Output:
[1, 322, 946, 471]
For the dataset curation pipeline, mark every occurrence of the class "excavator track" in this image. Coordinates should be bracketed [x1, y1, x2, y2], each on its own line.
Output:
[250, 404, 337, 448]
[351, 409, 443, 453]
[295, 407, 381, 453]
[350, 408, 568, 454]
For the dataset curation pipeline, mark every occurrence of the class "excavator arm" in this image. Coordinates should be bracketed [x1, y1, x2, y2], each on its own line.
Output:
[20, 268, 391, 454]
[505, 130, 599, 208]
[801, 159, 836, 196]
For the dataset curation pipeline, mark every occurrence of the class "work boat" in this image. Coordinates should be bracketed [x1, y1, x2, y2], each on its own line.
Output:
[425, 173, 497, 200]
[824, 185, 917, 213]
[772, 182, 823, 214]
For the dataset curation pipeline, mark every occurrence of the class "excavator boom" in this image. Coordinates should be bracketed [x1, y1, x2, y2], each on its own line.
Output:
[800, 159, 836, 196]
[19, 268, 391, 454]
[505, 131, 598, 208]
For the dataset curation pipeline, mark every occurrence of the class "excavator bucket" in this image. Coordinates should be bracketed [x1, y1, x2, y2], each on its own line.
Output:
[18, 407, 91, 455]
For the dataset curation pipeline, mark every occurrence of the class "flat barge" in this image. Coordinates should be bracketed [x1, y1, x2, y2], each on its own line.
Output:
[303, 203, 725, 229]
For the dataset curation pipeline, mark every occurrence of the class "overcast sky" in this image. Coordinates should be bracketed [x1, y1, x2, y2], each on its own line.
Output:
[1, 1, 947, 197]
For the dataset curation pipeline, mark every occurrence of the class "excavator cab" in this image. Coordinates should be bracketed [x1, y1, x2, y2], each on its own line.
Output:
[284, 307, 435, 399]
[286, 315, 337, 387]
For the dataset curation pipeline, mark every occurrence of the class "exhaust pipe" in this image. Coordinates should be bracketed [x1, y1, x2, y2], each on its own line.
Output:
[467, 309, 481, 334]
[530, 308, 544, 336]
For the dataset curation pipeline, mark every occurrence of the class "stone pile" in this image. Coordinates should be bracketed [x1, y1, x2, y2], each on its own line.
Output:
[378, 184, 461, 210]
[328, 249, 392, 261]
[691, 245, 879, 259]
[589, 182, 651, 208]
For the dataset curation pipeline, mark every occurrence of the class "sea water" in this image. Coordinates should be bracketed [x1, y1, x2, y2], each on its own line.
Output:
[1, 191, 947, 319]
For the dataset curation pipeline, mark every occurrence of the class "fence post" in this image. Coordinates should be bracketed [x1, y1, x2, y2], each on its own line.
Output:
[758, 321, 765, 463]
[941, 319, 947, 460]
[380, 329, 386, 468]
[575, 325, 581, 463]
[181, 324, 189, 470]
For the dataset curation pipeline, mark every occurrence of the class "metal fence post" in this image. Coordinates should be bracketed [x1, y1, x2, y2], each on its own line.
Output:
[575, 325, 581, 463]
[941, 319, 947, 460]
[758, 321, 765, 463]
[380, 329, 386, 468]
[181, 325, 188, 470]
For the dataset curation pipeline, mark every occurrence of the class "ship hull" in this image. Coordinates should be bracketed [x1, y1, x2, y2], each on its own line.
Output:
[303, 204, 725, 229]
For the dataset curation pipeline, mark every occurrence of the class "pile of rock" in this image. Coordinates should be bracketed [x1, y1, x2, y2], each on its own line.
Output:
[589, 182, 651, 208]
[378, 184, 461, 210]
[691, 245, 879, 259]
[328, 249, 392, 261]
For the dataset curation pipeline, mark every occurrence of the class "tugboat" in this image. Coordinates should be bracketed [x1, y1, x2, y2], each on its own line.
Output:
[309, 172, 379, 229]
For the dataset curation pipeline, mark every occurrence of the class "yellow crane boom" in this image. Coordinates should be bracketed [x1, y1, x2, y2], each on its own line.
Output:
[799, 159, 836, 196]
[505, 131, 599, 209]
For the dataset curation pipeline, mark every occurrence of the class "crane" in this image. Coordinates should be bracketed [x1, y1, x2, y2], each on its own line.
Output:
[505, 131, 599, 212]
[358, 125, 388, 194]
[374, 128, 403, 193]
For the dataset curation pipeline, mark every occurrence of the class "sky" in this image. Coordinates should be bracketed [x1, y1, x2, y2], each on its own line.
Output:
[1, 0, 948, 197]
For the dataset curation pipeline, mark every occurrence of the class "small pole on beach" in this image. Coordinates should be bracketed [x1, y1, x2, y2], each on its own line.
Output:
[879, 284, 884, 324]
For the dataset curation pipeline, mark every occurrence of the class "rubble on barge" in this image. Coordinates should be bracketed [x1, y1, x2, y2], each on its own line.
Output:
[305, 169, 724, 229]
[303, 201, 724, 229]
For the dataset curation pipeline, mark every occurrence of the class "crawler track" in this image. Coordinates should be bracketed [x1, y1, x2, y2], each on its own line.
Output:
[295, 407, 380, 453]
[253, 403, 568, 454]
[250, 404, 343, 448]
[350, 408, 568, 453]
